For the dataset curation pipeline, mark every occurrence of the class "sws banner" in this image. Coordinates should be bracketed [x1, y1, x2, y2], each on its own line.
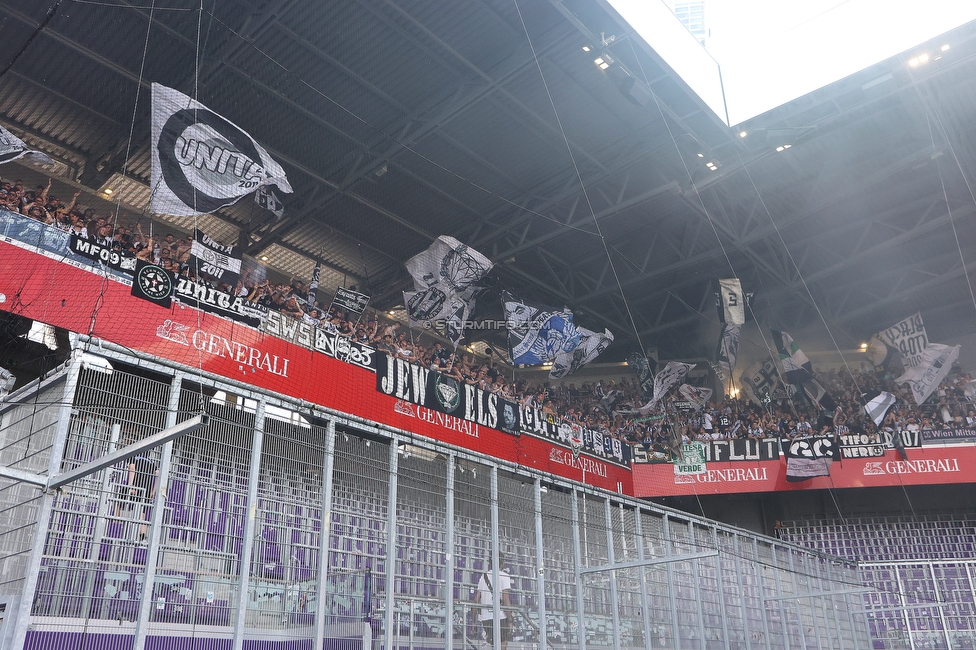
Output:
[376, 354, 520, 436]
[519, 406, 630, 467]
[262, 310, 375, 371]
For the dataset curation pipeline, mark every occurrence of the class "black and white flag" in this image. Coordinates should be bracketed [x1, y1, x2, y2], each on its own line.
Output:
[638, 361, 696, 415]
[150, 83, 292, 217]
[715, 322, 740, 381]
[190, 228, 242, 285]
[717, 278, 746, 325]
[549, 325, 613, 379]
[874, 312, 927, 370]
[330, 286, 370, 316]
[0, 125, 53, 166]
[627, 353, 656, 399]
[404, 236, 492, 345]
[863, 390, 896, 426]
[131, 259, 175, 308]
[255, 185, 285, 219]
[307, 260, 322, 306]
[895, 343, 959, 405]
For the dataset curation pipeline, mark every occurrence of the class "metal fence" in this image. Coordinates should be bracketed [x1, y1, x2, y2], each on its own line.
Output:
[0, 348, 870, 650]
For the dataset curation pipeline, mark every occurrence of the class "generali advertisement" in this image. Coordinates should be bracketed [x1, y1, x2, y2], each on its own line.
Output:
[632, 446, 972, 497]
[0, 240, 631, 492]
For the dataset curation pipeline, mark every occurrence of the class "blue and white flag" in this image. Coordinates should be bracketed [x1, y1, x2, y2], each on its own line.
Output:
[503, 292, 576, 365]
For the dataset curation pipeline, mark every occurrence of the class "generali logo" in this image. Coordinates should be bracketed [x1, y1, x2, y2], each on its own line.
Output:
[863, 459, 960, 476]
[156, 319, 290, 377]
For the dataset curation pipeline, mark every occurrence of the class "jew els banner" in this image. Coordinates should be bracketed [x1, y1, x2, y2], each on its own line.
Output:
[150, 83, 292, 217]
[375, 353, 520, 436]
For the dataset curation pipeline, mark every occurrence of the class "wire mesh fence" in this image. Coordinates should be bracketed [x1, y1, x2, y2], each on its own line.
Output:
[0, 356, 869, 650]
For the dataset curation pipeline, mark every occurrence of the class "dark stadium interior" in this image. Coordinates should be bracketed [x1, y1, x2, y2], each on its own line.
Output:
[1, 0, 975, 361]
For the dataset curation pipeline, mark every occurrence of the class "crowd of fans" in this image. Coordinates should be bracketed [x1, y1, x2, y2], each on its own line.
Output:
[4, 178, 974, 458]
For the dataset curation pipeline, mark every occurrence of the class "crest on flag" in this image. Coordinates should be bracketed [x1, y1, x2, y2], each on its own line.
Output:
[403, 236, 492, 345]
[0, 125, 54, 166]
[190, 228, 242, 285]
[740, 357, 780, 405]
[503, 292, 575, 365]
[151, 83, 292, 216]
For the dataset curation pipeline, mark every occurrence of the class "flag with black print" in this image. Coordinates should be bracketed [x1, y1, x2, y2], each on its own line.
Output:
[150, 83, 292, 217]
[190, 228, 242, 285]
[0, 125, 53, 166]
[717, 278, 746, 325]
[549, 325, 613, 379]
[403, 236, 492, 345]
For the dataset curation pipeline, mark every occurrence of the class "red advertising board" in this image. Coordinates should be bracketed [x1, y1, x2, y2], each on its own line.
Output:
[0, 240, 632, 492]
[633, 445, 974, 497]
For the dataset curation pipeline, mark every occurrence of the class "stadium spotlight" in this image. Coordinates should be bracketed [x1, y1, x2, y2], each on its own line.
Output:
[775, 144, 792, 152]
[103, 188, 113, 195]
[860, 342, 868, 350]
[594, 52, 614, 71]
[739, 131, 747, 138]
[942, 44, 950, 51]
[582, 45, 591, 52]
[697, 153, 704, 158]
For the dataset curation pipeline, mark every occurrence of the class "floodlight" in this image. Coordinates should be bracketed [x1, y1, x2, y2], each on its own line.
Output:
[739, 131, 747, 138]
[941, 44, 950, 51]
[582, 45, 591, 52]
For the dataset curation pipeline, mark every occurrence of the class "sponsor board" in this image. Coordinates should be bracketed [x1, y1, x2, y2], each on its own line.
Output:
[632, 445, 972, 497]
[921, 428, 976, 443]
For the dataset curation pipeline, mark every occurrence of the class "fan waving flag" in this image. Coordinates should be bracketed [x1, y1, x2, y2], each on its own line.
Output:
[772, 330, 814, 384]
[549, 326, 613, 379]
[863, 390, 896, 426]
[151, 83, 292, 216]
[403, 236, 492, 345]
[503, 292, 576, 365]
[715, 322, 740, 382]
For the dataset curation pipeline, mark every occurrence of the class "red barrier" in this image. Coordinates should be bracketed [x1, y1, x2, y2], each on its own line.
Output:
[0, 240, 632, 492]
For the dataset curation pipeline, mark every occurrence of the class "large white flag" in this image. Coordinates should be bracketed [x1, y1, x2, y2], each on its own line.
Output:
[403, 236, 492, 345]
[895, 343, 959, 405]
[638, 361, 696, 415]
[876, 313, 927, 370]
[0, 125, 53, 166]
[150, 83, 292, 216]
[718, 278, 745, 324]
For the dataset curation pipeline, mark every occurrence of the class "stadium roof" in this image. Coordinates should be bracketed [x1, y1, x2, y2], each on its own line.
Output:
[1, 0, 975, 361]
